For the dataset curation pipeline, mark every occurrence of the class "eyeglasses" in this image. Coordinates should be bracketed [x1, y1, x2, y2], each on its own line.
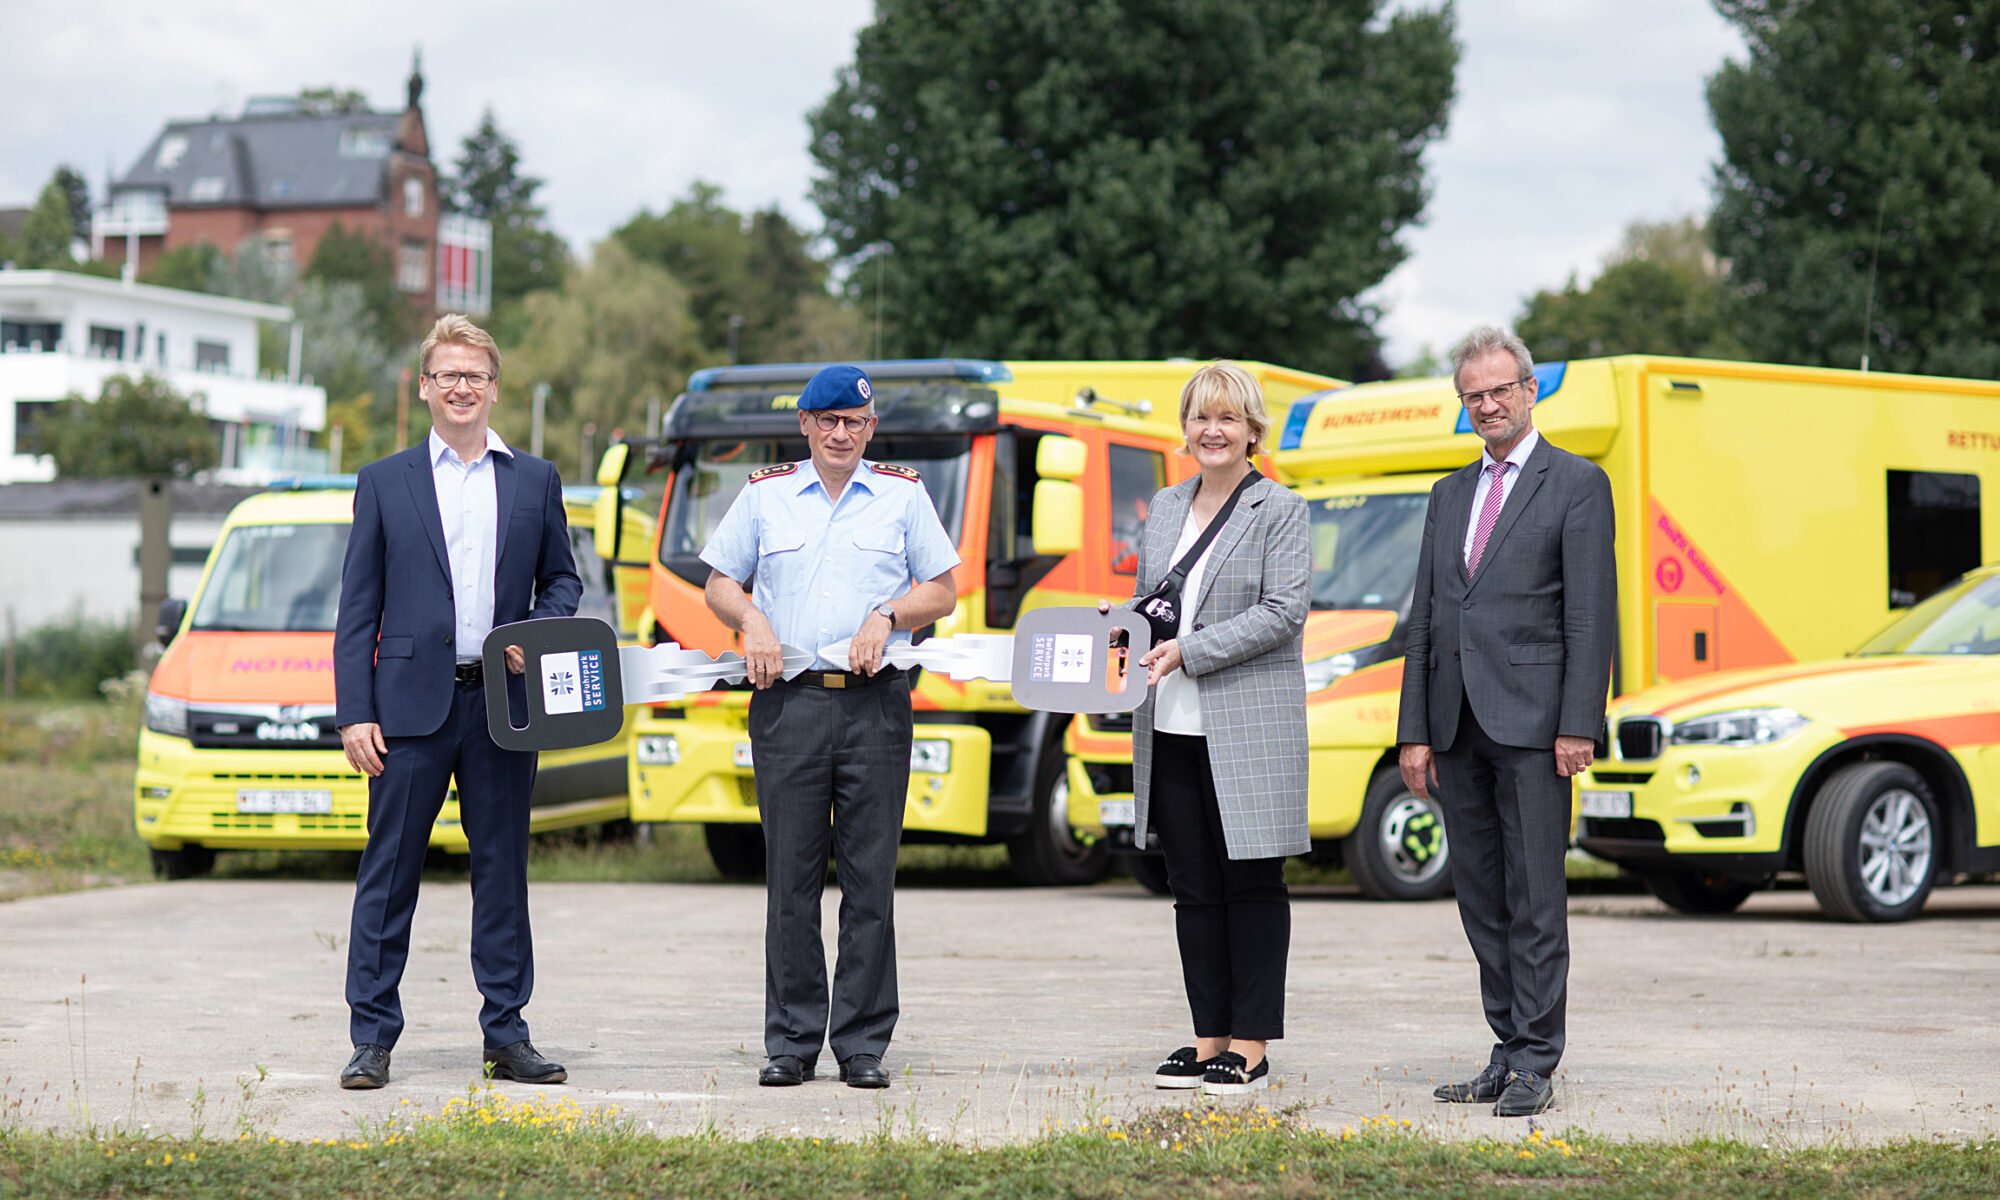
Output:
[1457, 377, 1529, 408]
[809, 412, 875, 434]
[427, 370, 495, 390]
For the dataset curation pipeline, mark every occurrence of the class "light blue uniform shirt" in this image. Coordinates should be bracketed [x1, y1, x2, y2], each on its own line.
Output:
[700, 459, 962, 667]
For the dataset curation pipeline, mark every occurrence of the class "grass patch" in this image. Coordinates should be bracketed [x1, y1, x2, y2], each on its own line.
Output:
[1, 1094, 1996, 1199]
[0, 763, 149, 902]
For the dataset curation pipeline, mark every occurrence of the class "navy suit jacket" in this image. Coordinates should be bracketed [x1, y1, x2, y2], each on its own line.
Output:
[334, 444, 582, 738]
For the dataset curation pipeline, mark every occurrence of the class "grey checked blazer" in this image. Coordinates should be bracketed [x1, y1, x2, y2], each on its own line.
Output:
[1129, 474, 1312, 860]
[1396, 435, 1617, 752]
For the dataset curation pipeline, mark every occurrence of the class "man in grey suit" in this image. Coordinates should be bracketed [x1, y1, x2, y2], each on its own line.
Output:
[1397, 325, 1616, 1117]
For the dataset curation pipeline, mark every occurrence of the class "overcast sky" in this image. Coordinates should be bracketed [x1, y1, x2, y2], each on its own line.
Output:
[2, 0, 1741, 368]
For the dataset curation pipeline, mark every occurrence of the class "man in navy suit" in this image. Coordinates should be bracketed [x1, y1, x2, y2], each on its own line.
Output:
[333, 314, 581, 1089]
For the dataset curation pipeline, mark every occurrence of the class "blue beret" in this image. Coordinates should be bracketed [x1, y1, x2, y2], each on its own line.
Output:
[797, 364, 874, 411]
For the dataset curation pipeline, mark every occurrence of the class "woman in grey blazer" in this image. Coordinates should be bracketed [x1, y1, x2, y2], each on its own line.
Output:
[1105, 360, 1311, 1096]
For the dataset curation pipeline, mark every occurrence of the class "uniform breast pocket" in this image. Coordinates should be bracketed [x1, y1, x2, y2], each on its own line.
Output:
[852, 530, 908, 593]
[754, 532, 809, 597]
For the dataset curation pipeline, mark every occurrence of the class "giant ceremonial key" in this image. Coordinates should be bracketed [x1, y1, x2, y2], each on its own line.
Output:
[483, 607, 1151, 752]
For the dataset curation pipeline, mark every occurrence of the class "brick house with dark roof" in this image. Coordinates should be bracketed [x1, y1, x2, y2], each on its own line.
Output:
[93, 55, 478, 314]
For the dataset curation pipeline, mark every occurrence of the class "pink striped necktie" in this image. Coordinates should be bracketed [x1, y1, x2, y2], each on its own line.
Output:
[1467, 461, 1508, 574]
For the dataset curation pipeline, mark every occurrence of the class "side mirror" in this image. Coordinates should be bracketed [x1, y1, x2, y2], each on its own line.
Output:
[157, 597, 187, 646]
[1031, 480, 1083, 557]
[1035, 434, 1087, 481]
[592, 487, 624, 562]
[595, 442, 630, 488]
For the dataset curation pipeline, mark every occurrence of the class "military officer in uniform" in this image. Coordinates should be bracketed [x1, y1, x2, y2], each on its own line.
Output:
[700, 364, 960, 1090]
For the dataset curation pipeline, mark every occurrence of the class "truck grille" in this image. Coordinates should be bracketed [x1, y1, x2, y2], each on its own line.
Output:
[1616, 717, 1667, 761]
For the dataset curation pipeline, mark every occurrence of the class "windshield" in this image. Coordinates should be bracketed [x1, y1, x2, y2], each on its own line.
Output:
[1854, 573, 2000, 655]
[1307, 492, 1428, 612]
[191, 523, 351, 632]
[657, 437, 970, 584]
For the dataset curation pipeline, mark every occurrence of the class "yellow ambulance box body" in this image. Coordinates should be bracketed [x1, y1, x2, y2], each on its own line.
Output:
[1066, 356, 2000, 900]
[135, 481, 651, 878]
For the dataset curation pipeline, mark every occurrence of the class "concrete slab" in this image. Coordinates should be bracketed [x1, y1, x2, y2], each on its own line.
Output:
[2, 879, 1995, 1145]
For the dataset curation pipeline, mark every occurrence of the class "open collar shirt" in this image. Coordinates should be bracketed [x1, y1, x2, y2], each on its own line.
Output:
[429, 427, 514, 662]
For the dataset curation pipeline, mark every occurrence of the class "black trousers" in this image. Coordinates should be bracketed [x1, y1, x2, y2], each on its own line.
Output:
[1431, 697, 1571, 1077]
[1150, 732, 1290, 1041]
[748, 671, 911, 1063]
[347, 676, 537, 1050]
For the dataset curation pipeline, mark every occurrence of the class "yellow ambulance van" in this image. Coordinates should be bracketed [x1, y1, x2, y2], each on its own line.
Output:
[592, 359, 1341, 884]
[1581, 563, 2000, 921]
[1066, 356, 2000, 900]
[135, 479, 652, 878]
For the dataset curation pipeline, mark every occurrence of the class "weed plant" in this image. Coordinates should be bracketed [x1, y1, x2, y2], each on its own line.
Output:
[1, 1092, 1996, 1199]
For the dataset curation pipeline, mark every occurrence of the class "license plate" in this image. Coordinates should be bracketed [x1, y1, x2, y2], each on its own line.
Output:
[1099, 799, 1135, 827]
[236, 788, 333, 815]
[1580, 790, 1632, 819]
[733, 742, 755, 769]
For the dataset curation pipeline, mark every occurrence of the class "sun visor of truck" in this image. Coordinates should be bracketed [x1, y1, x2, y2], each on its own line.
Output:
[661, 383, 1003, 440]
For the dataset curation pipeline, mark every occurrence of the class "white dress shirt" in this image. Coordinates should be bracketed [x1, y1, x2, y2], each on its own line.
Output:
[1152, 509, 1219, 737]
[429, 428, 514, 662]
[1462, 427, 1540, 568]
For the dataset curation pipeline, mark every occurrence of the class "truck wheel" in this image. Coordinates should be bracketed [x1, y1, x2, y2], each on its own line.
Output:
[703, 823, 767, 881]
[1120, 852, 1174, 897]
[1804, 762, 1939, 922]
[1641, 868, 1758, 914]
[149, 845, 215, 880]
[1343, 766, 1453, 901]
[1007, 749, 1109, 886]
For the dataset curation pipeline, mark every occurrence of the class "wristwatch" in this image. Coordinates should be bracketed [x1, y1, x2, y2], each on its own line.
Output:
[873, 603, 897, 630]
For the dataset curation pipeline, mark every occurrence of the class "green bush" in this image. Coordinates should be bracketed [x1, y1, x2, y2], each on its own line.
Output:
[7, 607, 136, 700]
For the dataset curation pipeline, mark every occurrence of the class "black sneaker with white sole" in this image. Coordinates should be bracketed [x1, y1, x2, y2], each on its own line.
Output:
[1201, 1051, 1269, 1095]
[1153, 1046, 1212, 1089]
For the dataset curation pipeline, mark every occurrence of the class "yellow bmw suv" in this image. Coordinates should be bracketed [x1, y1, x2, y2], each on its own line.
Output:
[1578, 566, 2000, 922]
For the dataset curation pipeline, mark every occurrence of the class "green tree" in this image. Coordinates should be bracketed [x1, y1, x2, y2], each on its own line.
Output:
[297, 86, 370, 116]
[446, 109, 570, 327]
[499, 240, 707, 477]
[1708, 1, 2000, 376]
[807, 0, 1456, 377]
[42, 375, 218, 479]
[140, 242, 225, 293]
[1516, 217, 1745, 361]
[18, 178, 77, 268]
[615, 182, 859, 365]
[306, 222, 412, 340]
[52, 165, 91, 241]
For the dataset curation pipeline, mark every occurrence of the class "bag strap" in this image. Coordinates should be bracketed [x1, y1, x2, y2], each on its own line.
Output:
[1165, 471, 1262, 587]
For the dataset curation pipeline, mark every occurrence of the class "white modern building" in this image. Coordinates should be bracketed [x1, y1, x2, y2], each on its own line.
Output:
[0, 269, 328, 483]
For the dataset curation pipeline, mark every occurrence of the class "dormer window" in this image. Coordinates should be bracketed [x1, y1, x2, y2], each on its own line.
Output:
[189, 176, 226, 203]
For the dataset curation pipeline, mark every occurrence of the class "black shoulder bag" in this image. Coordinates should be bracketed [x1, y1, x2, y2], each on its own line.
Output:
[1133, 471, 1262, 645]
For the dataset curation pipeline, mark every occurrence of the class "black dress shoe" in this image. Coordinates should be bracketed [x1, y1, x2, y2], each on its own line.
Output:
[340, 1044, 390, 1089]
[1493, 1069, 1555, 1117]
[838, 1053, 890, 1089]
[759, 1055, 816, 1086]
[1433, 1061, 1508, 1103]
[483, 1040, 567, 1084]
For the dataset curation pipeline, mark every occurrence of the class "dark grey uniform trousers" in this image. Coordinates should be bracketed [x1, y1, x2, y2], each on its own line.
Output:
[747, 670, 911, 1064]
[1432, 696, 1571, 1077]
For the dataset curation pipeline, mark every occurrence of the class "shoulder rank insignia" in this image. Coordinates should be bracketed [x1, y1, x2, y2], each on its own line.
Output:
[747, 462, 799, 484]
[869, 462, 922, 482]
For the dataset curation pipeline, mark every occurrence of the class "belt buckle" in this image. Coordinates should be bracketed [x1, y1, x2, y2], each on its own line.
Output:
[823, 673, 845, 689]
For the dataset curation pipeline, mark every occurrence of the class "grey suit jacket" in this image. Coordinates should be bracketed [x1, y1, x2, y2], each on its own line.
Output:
[1396, 434, 1616, 752]
[1131, 474, 1312, 860]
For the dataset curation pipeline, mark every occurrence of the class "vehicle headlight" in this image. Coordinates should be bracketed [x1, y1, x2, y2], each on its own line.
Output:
[909, 739, 952, 774]
[1670, 707, 1809, 747]
[636, 734, 680, 765]
[1301, 652, 1359, 693]
[144, 691, 188, 738]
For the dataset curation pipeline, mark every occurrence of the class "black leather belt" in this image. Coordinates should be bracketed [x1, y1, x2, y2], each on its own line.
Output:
[786, 666, 908, 690]
[454, 660, 484, 685]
